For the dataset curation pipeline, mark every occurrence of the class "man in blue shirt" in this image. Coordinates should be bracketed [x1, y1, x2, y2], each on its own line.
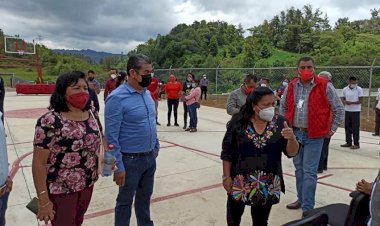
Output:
[105, 54, 159, 226]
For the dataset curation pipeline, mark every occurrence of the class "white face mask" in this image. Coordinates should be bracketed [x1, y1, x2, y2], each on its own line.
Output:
[282, 82, 288, 87]
[260, 84, 267, 87]
[111, 74, 117, 79]
[258, 106, 275, 122]
[350, 84, 357, 89]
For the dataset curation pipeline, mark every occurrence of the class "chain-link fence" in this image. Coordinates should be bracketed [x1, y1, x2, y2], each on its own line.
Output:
[154, 65, 380, 120]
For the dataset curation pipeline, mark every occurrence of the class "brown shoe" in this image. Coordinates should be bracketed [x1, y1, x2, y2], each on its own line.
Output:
[185, 127, 191, 131]
[340, 143, 352, 148]
[286, 200, 301, 209]
[350, 145, 360, 149]
[190, 128, 197, 133]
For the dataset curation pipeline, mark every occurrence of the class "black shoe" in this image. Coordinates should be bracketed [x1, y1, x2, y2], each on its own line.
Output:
[340, 143, 352, 148]
[286, 200, 302, 210]
[183, 124, 187, 129]
[317, 169, 323, 174]
[174, 123, 179, 127]
[156, 122, 161, 126]
[167, 123, 170, 127]
[302, 210, 313, 218]
[372, 133, 379, 136]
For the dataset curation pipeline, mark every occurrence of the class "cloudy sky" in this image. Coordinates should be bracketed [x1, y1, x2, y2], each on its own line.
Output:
[1, 0, 379, 54]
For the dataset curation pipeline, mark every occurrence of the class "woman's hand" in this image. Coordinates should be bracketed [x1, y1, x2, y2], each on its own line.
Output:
[281, 121, 296, 140]
[356, 179, 373, 195]
[37, 200, 55, 224]
[223, 177, 233, 194]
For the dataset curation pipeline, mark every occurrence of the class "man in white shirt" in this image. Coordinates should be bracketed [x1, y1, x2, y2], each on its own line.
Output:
[373, 88, 380, 136]
[341, 76, 364, 149]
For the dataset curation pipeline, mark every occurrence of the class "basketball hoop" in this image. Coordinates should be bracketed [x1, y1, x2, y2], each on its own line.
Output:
[17, 50, 25, 55]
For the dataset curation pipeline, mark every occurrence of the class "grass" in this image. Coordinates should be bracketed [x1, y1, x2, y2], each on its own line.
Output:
[0, 68, 57, 86]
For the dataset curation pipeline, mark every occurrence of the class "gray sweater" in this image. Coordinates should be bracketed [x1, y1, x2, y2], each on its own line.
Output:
[226, 88, 247, 115]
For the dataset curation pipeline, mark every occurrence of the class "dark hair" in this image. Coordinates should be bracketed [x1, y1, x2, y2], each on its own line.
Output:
[349, 76, 358, 81]
[244, 74, 258, 84]
[126, 54, 152, 75]
[228, 87, 274, 131]
[110, 68, 118, 74]
[49, 71, 90, 112]
[116, 71, 128, 88]
[187, 72, 195, 80]
[87, 70, 95, 74]
[297, 56, 315, 66]
[261, 78, 270, 83]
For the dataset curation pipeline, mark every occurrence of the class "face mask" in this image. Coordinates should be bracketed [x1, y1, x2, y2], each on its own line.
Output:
[138, 74, 152, 88]
[258, 106, 275, 122]
[299, 70, 314, 81]
[67, 92, 89, 110]
[260, 84, 267, 87]
[282, 82, 288, 87]
[169, 77, 176, 82]
[203, 76, 206, 79]
[88, 77, 94, 81]
[245, 87, 254, 95]
[350, 84, 357, 89]
[111, 74, 117, 79]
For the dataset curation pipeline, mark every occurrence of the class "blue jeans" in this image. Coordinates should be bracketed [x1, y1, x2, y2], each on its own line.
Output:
[293, 130, 324, 212]
[115, 152, 156, 226]
[187, 103, 197, 129]
[0, 192, 9, 226]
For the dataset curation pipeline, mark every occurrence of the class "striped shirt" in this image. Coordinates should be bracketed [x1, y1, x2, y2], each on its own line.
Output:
[280, 79, 344, 132]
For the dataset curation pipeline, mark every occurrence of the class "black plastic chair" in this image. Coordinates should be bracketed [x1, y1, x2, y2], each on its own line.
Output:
[282, 211, 328, 226]
[304, 191, 370, 226]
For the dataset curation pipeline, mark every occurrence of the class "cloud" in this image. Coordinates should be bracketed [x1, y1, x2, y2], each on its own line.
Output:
[0, 0, 379, 53]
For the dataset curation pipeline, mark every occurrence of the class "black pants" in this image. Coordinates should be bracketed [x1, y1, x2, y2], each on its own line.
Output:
[183, 101, 188, 126]
[375, 108, 380, 134]
[345, 111, 360, 146]
[226, 197, 272, 226]
[201, 86, 208, 100]
[318, 138, 331, 171]
[167, 98, 179, 124]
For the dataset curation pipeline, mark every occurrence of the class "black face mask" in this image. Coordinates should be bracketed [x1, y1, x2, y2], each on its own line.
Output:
[88, 77, 94, 81]
[138, 74, 152, 87]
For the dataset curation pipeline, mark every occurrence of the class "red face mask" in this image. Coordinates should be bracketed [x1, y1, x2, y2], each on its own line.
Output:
[169, 76, 176, 82]
[299, 70, 314, 81]
[67, 92, 89, 110]
[245, 87, 254, 95]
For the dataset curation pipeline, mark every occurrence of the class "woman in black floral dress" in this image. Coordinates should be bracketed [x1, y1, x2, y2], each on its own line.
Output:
[221, 87, 299, 226]
[32, 71, 102, 226]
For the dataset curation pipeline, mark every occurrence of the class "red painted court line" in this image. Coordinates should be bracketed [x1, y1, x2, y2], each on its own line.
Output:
[9, 151, 33, 179]
[84, 183, 222, 220]
[160, 145, 178, 149]
[7, 140, 33, 146]
[317, 174, 333, 180]
[317, 181, 354, 192]
[328, 167, 379, 170]
[160, 140, 220, 157]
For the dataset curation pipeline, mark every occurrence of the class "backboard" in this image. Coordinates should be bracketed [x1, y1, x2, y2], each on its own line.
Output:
[4, 36, 36, 55]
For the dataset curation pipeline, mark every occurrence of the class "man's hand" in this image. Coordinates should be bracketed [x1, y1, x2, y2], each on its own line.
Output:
[0, 177, 13, 197]
[113, 171, 126, 187]
[356, 179, 373, 195]
[326, 130, 335, 138]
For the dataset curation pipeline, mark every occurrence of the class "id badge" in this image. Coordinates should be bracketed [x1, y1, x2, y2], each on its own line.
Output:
[297, 99, 304, 109]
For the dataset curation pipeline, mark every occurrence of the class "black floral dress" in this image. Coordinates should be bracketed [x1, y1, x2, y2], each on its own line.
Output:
[33, 110, 101, 194]
[221, 115, 293, 206]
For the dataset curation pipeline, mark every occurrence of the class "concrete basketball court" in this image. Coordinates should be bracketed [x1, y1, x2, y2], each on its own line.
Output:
[3, 91, 380, 226]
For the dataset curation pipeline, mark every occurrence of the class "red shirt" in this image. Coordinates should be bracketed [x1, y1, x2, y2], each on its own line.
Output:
[165, 81, 182, 99]
[148, 77, 159, 101]
[104, 78, 116, 101]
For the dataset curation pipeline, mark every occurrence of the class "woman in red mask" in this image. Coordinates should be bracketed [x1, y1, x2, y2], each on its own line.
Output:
[32, 71, 102, 226]
[165, 74, 182, 126]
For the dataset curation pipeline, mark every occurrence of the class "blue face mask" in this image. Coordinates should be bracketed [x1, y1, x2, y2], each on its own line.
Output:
[282, 82, 288, 87]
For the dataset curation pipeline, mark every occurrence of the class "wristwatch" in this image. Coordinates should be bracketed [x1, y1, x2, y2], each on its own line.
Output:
[222, 175, 231, 181]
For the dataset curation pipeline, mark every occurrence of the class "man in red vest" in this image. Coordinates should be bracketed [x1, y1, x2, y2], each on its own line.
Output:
[280, 56, 344, 217]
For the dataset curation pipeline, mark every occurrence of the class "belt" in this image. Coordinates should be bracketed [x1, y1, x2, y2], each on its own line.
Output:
[293, 127, 308, 132]
[122, 151, 152, 157]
